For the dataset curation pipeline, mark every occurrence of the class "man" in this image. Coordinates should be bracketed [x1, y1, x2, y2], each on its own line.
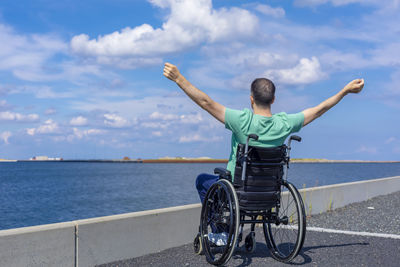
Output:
[163, 62, 364, 205]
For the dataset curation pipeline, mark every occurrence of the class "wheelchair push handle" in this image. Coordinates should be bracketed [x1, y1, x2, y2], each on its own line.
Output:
[290, 135, 302, 142]
[248, 134, 259, 141]
[286, 135, 302, 170]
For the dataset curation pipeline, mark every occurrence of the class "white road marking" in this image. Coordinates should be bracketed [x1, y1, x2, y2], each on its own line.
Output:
[306, 226, 400, 239]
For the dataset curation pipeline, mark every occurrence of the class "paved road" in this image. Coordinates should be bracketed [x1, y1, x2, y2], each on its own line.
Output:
[99, 191, 400, 267]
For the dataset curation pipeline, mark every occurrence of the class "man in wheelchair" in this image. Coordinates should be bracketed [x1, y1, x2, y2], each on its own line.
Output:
[164, 63, 364, 265]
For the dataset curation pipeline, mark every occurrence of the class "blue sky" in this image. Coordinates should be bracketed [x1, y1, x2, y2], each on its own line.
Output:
[0, 0, 399, 160]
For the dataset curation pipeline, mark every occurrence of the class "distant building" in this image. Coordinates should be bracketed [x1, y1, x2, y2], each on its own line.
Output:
[30, 156, 63, 161]
[32, 156, 48, 160]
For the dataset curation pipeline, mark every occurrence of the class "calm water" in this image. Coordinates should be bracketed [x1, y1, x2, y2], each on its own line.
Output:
[0, 162, 399, 230]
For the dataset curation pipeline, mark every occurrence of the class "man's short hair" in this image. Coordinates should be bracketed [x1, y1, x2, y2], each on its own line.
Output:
[251, 78, 276, 108]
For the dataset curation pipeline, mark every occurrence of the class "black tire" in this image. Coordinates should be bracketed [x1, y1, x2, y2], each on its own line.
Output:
[200, 179, 240, 266]
[263, 181, 306, 262]
[194, 233, 203, 255]
[245, 232, 256, 253]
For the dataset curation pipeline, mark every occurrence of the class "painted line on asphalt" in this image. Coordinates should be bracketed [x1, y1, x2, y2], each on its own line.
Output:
[307, 226, 400, 239]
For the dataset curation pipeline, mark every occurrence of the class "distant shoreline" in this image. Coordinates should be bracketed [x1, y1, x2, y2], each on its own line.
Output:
[4, 159, 400, 163]
[14, 159, 228, 163]
[291, 159, 400, 163]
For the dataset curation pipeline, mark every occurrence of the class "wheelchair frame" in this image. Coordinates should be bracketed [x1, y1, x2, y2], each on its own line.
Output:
[194, 134, 306, 266]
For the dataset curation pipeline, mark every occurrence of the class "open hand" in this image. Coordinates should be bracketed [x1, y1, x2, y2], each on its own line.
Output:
[343, 79, 364, 94]
[163, 63, 181, 82]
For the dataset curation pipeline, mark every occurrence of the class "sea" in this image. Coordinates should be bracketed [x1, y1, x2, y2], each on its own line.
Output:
[0, 161, 399, 230]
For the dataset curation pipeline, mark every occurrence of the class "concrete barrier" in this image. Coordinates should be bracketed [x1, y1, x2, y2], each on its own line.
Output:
[76, 204, 201, 266]
[0, 176, 398, 267]
[0, 222, 76, 267]
[300, 176, 400, 215]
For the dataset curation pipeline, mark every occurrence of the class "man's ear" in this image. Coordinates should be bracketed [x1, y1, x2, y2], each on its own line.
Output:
[270, 96, 275, 105]
[250, 95, 255, 109]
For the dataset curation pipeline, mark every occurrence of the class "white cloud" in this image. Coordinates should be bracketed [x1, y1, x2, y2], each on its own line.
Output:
[67, 127, 105, 142]
[319, 50, 370, 71]
[70, 93, 194, 119]
[255, 4, 285, 18]
[70, 0, 258, 67]
[371, 43, 400, 67]
[385, 137, 396, 144]
[0, 24, 67, 82]
[207, 48, 296, 70]
[9, 85, 74, 99]
[0, 131, 12, 144]
[179, 134, 222, 143]
[104, 113, 130, 128]
[149, 111, 179, 121]
[152, 131, 163, 137]
[265, 57, 326, 85]
[193, 46, 305, 89]
[0, 23, 109, 85]
[70, 116, 88, 126]
[294, 0, 380, 7]
[27, 119, 59, 135]
[0, 111, 39, 122]
[0, 100, 11, 111]
[356, 145, 378, 154]
[141, 121, 169, 129]
[180, 113, 203, 124]
[86, 129, 104, 135]
[45, 108, 57, 115]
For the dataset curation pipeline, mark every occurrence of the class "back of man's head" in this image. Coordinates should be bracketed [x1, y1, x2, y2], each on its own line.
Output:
[251, 78, 276, 108]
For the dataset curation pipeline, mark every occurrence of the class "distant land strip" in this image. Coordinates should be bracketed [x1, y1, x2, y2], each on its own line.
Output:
[291, 159, 400, 163]
[5, 158, 399, 163]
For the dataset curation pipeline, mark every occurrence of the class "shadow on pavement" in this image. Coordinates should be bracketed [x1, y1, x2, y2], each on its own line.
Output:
[229, 241, 369, 266]
[230, 242, 271, 267]
[292, 241, 370, 265]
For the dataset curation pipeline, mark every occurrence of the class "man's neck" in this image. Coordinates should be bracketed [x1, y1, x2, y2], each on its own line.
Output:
[253, 105, 272, 117]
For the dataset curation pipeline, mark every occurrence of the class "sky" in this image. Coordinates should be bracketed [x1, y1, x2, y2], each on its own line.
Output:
[0, 0, 399, 160]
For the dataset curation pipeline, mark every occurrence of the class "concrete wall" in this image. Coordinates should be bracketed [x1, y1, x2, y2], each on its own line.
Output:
[0, 176, 398, 267]
[300, 176, 400, 215]
[0, 222, 76, 267]
[76, 204, 201, 266]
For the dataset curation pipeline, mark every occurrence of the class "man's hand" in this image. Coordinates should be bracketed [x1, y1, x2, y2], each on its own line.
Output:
[163, 63, 181, 83]
[162, 62, 226, 124]
[302, 78, 365, 126]
[343, 79, 364, 94]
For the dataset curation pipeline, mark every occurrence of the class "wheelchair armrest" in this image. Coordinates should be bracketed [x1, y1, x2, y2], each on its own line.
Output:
[214, 167, 231, 180]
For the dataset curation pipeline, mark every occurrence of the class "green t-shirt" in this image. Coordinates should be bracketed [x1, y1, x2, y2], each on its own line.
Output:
[224, 108, 304, 178]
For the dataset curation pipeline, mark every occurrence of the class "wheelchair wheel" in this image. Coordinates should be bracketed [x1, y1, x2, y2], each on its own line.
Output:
[263, 181, 306, 262]
[194, 233, 203, 255]
[245, 232, 256, 253]
[200, 179, 240, 266]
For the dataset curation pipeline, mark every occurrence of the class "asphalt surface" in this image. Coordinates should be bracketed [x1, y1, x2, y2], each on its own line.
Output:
[99, 191, 400, 267]
[306, 190, 400, 234]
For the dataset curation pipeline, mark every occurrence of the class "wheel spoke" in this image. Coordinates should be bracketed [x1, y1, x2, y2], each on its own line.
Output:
[264, 181, 305, 263]
[200, 180, 239, 266]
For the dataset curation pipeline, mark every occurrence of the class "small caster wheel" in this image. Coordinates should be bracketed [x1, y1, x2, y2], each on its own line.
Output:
[194, 233, 203, 255]
[245, 232, 256, 253]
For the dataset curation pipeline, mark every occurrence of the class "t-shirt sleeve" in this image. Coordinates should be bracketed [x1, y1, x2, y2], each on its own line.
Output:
[225, 108, 246, 133]
[287, 112, 305, 133]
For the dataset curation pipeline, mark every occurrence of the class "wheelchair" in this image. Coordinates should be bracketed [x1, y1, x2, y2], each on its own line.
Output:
[193, 134, 306, 266]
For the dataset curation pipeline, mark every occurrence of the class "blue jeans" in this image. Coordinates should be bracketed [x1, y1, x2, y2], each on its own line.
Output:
[195, 173, 219, 204]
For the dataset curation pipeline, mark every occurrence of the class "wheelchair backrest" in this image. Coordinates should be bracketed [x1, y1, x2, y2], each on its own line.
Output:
[233, 144, 288, 210]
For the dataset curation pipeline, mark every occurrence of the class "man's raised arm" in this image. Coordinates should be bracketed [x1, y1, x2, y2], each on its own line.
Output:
[163, 62, 226, 123]
[302, 79, 364, 126]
